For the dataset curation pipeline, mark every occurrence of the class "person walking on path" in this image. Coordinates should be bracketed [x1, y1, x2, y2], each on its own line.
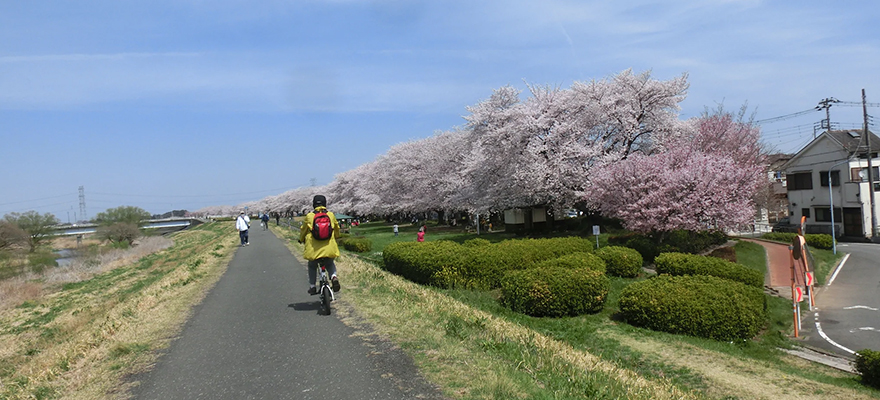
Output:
[236, 211, 250, 247]
[261, 212, 270, 230]
[393, 224, 399, 236]
[298, 195, 341, 295]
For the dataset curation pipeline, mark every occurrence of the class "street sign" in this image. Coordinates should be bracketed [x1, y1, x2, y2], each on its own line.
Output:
[805, 272, 814, 287]
[795, 286, 804, 302]
[592, 225, 600, 236]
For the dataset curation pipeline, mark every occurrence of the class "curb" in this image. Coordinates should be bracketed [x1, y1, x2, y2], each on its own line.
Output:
[781, 346, 856, 374]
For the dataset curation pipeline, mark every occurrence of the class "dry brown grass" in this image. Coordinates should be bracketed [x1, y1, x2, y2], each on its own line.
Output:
[0, 236, 173, 311]
[0, 223, 239, 399]
[51, 235, 102, 250]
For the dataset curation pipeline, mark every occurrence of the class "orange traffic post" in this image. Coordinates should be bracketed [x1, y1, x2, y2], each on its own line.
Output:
[789, 245, 798, 338]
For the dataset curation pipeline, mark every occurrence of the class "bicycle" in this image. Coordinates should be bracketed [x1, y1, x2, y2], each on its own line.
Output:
[315, 258, 335, 315]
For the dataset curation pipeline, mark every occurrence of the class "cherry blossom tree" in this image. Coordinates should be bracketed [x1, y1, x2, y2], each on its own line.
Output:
[205, 69, 764, 234]
[590, 110, 765, 233]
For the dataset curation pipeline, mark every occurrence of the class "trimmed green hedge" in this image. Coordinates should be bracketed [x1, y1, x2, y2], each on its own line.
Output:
[654, 252, 764, 288]
[463, 238, 491, 247]
[856, 349, 880, 389]
[534, 252, 606, 274]
[609, 230, 728, 263]
[382, 237, 596, 289]
[595, 246, 643, 278]
[383, 241, 470, 286]
[619, 275, 767, 341]
[500, 267, 609, 317]
[341, 237, 372, 253]
[760, 232, 834, 250]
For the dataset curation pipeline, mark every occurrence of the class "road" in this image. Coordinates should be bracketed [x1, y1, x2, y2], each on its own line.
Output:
[129, 226, 446, 400]
[805, 242, 880, 357]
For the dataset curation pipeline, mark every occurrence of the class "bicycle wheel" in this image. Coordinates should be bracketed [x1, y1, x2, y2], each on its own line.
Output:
[320, 285, 332, 315]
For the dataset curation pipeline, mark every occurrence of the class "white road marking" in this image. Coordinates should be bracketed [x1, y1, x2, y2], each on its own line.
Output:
[827, 253, 850, 286]
[816, 321, 856, 354]
[843, 305, 879, 311]
[858, 327, 877, 332]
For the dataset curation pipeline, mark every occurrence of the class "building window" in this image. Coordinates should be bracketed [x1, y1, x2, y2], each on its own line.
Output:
[820, 170, 840, 187]
[851, 166, 880, 182]
[788, 172, 813, 190]
[814, 207, 842, 222]
[801, 208, 811, 219]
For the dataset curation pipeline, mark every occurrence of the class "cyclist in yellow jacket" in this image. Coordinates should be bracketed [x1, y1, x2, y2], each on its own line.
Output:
[298, 195, 341, 295]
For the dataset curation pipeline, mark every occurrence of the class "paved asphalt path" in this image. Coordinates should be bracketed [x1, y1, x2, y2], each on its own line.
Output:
[803, 242, 880, 356]
[129, 226, 446, 400]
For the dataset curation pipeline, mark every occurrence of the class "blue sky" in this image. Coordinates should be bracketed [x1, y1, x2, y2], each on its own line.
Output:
[1, 0, 878, 220]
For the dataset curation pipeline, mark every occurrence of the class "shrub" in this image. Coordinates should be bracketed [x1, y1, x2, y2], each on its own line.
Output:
[28, 252, 58, 271]
[382, 237, 597, 289]
[625, 236, 660, 264]
[612, 230, 728, 263]
[805, 234, 833, 250]
[383, 241, 470, 287]
[342, 237, 372, 253]
[463, 238, 491, 247]
[618, 275, 766, 341]
[761, 232, 834, 250]
[535, 252, 606, 274]
[595, 246, 643, 278]
[97, 222, 142, 245]
[654, 252, 764, 288]
[500, 267, 609, 317]
[761, 232, 797, 243]
[856, 349, 880, 389]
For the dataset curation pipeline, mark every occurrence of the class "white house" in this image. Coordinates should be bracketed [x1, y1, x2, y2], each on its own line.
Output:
[781, 129, 880, 238]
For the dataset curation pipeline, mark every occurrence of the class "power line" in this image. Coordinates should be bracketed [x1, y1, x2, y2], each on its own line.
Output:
[0, 193, 75, 206]
[756, 108, 820, 125]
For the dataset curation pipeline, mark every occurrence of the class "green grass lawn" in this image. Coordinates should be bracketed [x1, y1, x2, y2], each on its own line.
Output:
[323, 226, 878, 399]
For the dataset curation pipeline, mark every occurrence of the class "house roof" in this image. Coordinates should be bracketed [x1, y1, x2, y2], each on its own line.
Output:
[825, 129, 880, 154]
[781, 129, 880, 170]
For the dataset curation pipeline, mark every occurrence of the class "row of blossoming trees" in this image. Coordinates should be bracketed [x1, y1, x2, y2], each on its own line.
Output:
[197, 70, 766, 234]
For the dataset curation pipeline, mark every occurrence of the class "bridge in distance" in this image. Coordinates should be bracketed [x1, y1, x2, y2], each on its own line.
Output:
[53, 217, 205, 236]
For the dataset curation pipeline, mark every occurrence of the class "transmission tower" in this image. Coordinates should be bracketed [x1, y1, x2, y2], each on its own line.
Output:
[78, 186, 87, 222]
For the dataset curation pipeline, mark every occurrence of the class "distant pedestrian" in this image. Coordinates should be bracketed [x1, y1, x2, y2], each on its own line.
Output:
[393, 224, 399, 236]
[236, 211, 250, 246]
[275, 213, 280, 226]
[417, 227, 425, 242]
[261, 212, 270, 230]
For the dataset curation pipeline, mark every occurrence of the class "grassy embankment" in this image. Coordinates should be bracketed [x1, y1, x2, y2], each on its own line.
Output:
[272, 221, 878, 399]
[0, 222, 239, 399]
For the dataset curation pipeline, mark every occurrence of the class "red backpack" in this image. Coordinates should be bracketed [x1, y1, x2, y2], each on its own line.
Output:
[312, 211, 333, 241]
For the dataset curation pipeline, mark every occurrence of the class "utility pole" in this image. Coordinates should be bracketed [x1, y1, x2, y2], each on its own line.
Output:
[818, 97, 839, 133]
[863, 89, 877, 238]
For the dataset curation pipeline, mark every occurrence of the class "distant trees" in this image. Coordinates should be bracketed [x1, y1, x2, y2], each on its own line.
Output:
[94, 206, 151, 246]
[0, 220, 28, 251]
[3, 211, 59, 252]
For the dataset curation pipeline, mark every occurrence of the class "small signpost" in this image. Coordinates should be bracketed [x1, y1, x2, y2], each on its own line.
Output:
[592, 225, 600, 249]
